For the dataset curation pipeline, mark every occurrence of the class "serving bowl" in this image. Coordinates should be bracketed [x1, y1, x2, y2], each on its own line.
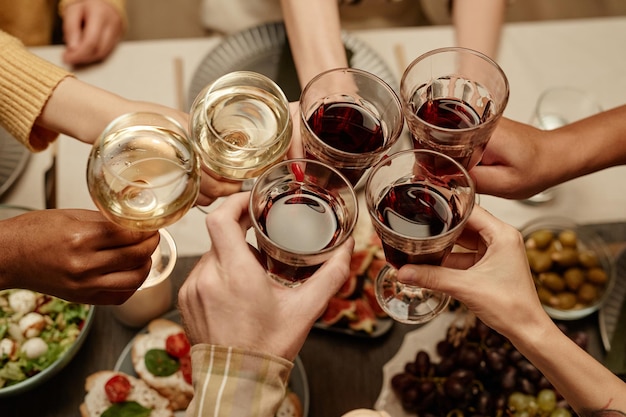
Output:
[0, 205, 95, 397]
[521, 216, 615, 320]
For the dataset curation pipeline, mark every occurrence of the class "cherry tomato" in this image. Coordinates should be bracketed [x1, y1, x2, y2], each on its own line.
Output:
[179, 355, 193, 385]
[165, 332, 191, 358]
[104, 374, 132, 403]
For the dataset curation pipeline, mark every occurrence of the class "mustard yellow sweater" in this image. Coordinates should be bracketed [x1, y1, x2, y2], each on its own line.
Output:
[0, 31, 71, 151]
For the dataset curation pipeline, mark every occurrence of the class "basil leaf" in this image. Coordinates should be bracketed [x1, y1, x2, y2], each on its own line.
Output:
[144, 349, 179, 376]
[102, 401, 151, 417]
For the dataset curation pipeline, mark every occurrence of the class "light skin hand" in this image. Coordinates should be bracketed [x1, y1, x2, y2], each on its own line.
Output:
[178, 192, 355, 361]
[397, 205, 548, 336]
[0, 209, 159, 305]
[62, 0, 125, 65]
[396, 206, 626, 414]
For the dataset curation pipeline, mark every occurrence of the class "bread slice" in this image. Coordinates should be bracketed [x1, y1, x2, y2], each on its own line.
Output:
[131, 318, 194, 411]
[80, 370, 173, 417]
[275, 391, 303, 417]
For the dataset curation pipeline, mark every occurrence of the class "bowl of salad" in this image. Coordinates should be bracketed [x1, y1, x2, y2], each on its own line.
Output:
[0, 289, 94, 397]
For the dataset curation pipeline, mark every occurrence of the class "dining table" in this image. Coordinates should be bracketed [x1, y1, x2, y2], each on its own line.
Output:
[1, 16, 626, 417]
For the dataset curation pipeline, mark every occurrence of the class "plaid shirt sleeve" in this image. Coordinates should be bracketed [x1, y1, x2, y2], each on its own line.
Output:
[187, 344, 294, 417]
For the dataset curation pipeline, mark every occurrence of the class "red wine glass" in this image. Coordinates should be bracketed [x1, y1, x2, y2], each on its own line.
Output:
[299, 67, 404, 187]
[400, 47, 509, 170]
[365, 149, 475, 324]
[249, 158, 359, 287]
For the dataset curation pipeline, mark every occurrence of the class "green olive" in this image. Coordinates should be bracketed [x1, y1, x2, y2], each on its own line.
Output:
[558, 229, 578, 248]
[577, 283, 599, 304]
[553, 292, 577, 310]
[563, 268, 585, 291]
[540, 272, 566, 292]
[527, 250, 553, 273]
[552, 247, 579, 267]
[587, 267, 608, 285]
[578, 250, 600, 268]
[529, 230, 555, 250]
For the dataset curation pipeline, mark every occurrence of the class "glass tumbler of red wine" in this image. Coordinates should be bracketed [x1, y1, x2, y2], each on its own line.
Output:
[299, 67, 404, 187]
[249, 159, 359, 287]
[400, 47, 509, 170]
[189, 71, 292, 181]
[365, 149, 475, 324]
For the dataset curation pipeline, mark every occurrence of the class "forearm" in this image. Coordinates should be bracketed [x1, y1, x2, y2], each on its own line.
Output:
[507, 319, 626, 414]
[544, 105, 626, 185]
[452, 0, 506, 60]
[187, 344, 292, 417]
[280, 0, 348, 88]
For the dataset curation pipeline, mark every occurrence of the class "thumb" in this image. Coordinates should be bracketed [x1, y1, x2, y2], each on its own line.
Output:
[298, 237, 355, 303]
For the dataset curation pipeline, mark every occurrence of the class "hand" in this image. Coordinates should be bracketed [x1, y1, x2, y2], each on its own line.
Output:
[396, 205, 551, 339]
[471, 118, 558, 199]
[178, 192, 354, 360]
[0, 209, 159, 305]
[61, 0, 125, 65]
[195, 165, 243, 207]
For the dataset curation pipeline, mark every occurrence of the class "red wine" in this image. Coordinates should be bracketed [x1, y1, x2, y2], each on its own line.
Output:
[306, 102, 386, 185]
[417, 97, 481, 130]
[258, 188, 341, 284]
[409, 98, 484, 169]
[376, 183, 461, 268]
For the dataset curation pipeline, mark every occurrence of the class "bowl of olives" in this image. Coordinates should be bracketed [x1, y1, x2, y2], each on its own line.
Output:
[521, 216, 615, 320]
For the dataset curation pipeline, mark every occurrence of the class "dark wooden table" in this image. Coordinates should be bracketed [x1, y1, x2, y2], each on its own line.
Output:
[4, 222, 624, 417]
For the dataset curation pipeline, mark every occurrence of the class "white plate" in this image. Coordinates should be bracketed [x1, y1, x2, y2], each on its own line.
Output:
[0, 126, 30, 198]
[373, 311, 460, 415]
[187, 21, 398, 106]
[599, 247, 626, 351]
[114, 309, 310, 417]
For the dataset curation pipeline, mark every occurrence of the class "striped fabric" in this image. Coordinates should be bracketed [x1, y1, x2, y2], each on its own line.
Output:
[187, 344, 294, 417]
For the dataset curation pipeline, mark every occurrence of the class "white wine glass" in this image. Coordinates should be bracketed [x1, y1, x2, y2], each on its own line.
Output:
[86, 112, 201, 231]
[189, 71, 293, 181]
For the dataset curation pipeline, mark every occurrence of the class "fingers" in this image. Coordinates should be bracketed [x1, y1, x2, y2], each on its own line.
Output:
[203, 192, 255, 265]
[196, 167, 243, 207]
[294, 237, 355, 310]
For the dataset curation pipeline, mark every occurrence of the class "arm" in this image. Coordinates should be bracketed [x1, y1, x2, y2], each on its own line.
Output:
[452, 0, 506, 60]
[280, 0, 349, 88]
[59, 0, 126, 65]
[0, 209, 159, 305]
[472, 106, 626, 199]
[178, 192, 354, 416]
[397, 206, 626, 414]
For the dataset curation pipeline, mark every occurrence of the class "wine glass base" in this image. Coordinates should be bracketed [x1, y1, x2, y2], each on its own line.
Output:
[375, 264, 451, 324]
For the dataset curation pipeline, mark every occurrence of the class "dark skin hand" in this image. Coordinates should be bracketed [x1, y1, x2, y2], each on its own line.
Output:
[0, 209, 159, 305]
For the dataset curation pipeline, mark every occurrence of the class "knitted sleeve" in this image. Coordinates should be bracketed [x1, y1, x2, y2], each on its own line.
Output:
[0, 31, 73, 151]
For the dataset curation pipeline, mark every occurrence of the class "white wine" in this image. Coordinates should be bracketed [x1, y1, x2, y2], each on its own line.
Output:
[190, 77, 292, 180]
[88, 124, 200, 231]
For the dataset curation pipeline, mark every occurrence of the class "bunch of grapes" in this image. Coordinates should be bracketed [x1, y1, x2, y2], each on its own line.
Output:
[390, 316, 586, 416]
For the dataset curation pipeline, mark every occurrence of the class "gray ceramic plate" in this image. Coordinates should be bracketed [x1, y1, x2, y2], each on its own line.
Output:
[0, 127, 30, 198]
[187, 21, 398, 106]
[114, 309, 310, 417]
[599, 247, 626, 351]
